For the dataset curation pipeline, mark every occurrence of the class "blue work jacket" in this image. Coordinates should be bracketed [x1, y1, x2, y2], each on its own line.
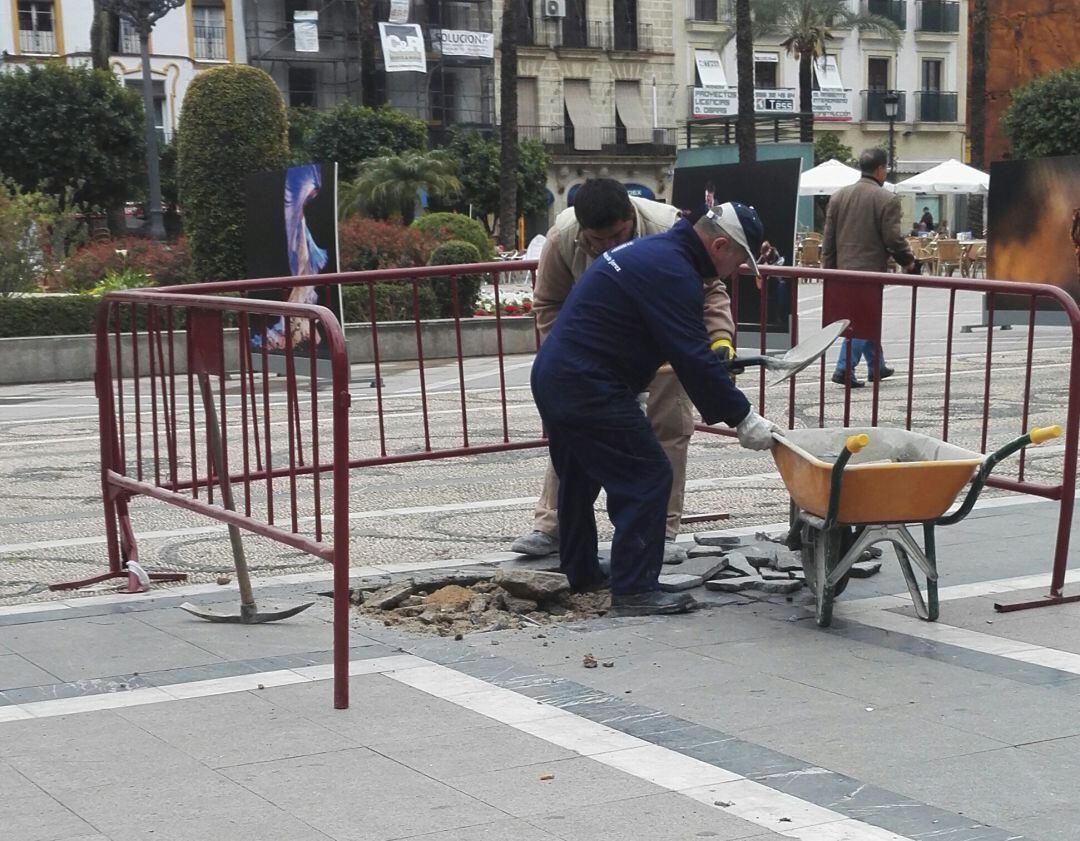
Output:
[531, 219, 751, 428]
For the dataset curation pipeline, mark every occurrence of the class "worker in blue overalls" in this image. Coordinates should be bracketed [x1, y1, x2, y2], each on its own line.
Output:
[531, 202, 779, 616]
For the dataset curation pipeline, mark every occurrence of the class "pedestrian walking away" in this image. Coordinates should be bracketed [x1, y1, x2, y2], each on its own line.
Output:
[530, 202, 780, 616]
[511, 178, 737, 565]
[824, 148, 915, 388]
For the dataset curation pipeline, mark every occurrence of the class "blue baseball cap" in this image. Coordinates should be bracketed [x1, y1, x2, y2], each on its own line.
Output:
[705, 202, 765, 276]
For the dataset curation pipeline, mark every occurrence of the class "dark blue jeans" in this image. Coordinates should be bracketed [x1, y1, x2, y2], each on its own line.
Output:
[534, 388, 671, 596]
[834, 338, 885, 376]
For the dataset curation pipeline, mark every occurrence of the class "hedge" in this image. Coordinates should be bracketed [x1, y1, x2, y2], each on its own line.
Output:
[0, 296, 190, 338]
[428, 240, 483, 318]
[411, 212, 494, 261]
[341, 282, 440, 323]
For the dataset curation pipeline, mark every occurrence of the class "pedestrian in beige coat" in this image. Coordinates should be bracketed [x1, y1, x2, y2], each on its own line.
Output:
[511, 178, 737, 565]
[823, 148, 915, 387]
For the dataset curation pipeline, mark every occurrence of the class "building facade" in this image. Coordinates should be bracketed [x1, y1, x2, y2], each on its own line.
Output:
[0, 0, 246, 142]
[675, 0, 968, 180]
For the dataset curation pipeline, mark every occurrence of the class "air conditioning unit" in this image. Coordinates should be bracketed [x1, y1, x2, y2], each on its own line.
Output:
[543, 0, 566, 19]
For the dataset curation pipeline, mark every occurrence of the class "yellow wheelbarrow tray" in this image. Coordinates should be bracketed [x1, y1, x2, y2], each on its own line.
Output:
[772, 425, 1061, 627]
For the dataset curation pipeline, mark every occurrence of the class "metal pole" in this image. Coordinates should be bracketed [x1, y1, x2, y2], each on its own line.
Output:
[139, 27, 166, 241]
[888, 113, 897, 183]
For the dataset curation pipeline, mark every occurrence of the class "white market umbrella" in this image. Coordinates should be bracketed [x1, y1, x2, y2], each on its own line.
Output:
[799, 159, 896, 196]
[894, 159, 989, 194]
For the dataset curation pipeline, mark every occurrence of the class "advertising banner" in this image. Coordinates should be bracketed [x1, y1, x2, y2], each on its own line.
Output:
[694, 49, 727, 87]
[672, 158, 803, 339]
[754, 88, 796, 113]
[429, 28, 494, 58]
[293, 10, 319, 52]
[388, 0, 410, 23]
[692, 87, 737, 118]
[244, 163, 342, 363]
[812, 89, 852, 121]
[379, 22, 426, 73]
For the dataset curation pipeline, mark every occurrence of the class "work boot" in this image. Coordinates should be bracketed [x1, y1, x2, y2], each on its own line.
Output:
[510, 530, 558, 557]
[609, 591, 697, 617]
[663, 539, 688, 565]
[831, 372, 864, 388]
[570, 560, 611, 594]
[868, 365, 895, 382]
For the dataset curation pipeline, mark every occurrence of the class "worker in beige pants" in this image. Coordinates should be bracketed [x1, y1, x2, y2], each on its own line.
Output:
[512, 178, 735, 565]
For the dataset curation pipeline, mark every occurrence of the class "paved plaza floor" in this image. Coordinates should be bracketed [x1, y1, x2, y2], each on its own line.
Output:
[3, 499, 1080, 841]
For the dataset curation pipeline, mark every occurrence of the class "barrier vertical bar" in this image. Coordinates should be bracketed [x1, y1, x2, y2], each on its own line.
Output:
[261, 317, 274, 524]
[114, 309, 127, 470]
[186, 308, 198, 500]
[148, 308, 162, 486]
[942, 289, 956, 441]
[331, 315, 352, 710]
[412, 279, 432, 451]
[97, 300, 122, 577]
[980, 294, 996, 453]
[239, 313, 252, 516]
[165, 309, 179, 491]
[1049, 322, 1080, 597]
[492, 275, 510, 442]
[310, 318, 323, 543]
[1018, 297, 1037, 481]
[905, 287, 917, 430]
[284, 318, 300, 533]
[132, 310, 143, 481]
[369, 282, 388, 458]
[451, 276, 471, 448]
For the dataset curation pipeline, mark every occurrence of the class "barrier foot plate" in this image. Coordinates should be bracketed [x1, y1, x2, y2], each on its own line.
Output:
[49, 571, 188, 592]
[993, 592, 1080, 613]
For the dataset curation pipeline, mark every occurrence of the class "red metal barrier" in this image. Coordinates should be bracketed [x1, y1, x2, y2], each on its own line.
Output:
[82, 258, 1079, 711]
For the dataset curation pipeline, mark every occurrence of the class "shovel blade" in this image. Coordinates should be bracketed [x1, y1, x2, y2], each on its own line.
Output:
[179, 601, 315, 624]
[766, 319, 849, 385]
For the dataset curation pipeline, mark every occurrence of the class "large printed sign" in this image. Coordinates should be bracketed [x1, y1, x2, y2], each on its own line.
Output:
[293, 10, 318, 52]
[429, 28, 494, 58]
[379, 22, 426, 72]
[754, 88, 796, 112]
[812, 89, 852, 121]
[692, 86, 737, 117]
[694, 49, 727, 87]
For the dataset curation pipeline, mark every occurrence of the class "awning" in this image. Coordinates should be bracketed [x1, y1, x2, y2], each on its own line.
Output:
[563, 79, 602, 151]
[695, 49, 727, 87]
[614, 81, 652, 144]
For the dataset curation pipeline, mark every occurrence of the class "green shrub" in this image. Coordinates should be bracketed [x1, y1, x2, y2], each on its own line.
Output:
[60, 236, 194, 291]
[84, 267, 152, 297]
[338, 216, 434, 271]
[304, 105, 428, 182]
[427, 239, 484, 318]
[0, 295, 99, 337]
[411, 212, 494, 261]
[1002, 64, 1080, 159]
[177, 66, 288, 282]
[341, 282, 439, 323]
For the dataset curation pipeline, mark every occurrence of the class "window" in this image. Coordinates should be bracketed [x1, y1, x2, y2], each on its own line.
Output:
[517, 77, 540, 138]
[110, 15, 140, 54]
[754, 53, 778, 88]
[921, 58, 943, 91]
[288, 67, 318, 108]
[562, 0, 588, 48]
[17, 0, 56, 54]
[613, 0, 637, 50]
[284, 0, 310, 21]
[193, 2, 227, 60]
[867, 56, 890, 90]
[124, 79, 169, 141]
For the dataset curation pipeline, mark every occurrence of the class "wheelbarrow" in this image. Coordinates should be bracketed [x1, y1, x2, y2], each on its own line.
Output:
[772, 425, 1062, 627]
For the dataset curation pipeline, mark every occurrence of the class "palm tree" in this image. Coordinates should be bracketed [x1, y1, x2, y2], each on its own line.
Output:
[345, 150, 462, 224]
[734, 0, 756, 163]
[723, 0, 900, 144]
[497, 0, 520, 250]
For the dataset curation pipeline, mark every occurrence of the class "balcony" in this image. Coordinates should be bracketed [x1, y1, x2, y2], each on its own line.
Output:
[19, 29, 56, 54]
[915, 1, 959, 32]
[862, 89, 907, 122]
[559, 19, 609, 50]
[685, 0, 733, 23]
[612, 23, 655, 52]
[863, 0, 906, 29]
[915, 90, 958, 122]
[194, 24, 227, 60]
[518, 124, 677, 156]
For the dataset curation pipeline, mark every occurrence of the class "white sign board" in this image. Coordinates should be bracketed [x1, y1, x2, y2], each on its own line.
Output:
[753, 51, 779, 63]
[812, 89, 852, 121]
[694, 49, 727, 87]
[379, 22, 426, 73]
[813, 56, 844, 90]
[430, 28, 494, 58]
[754, 88, 796, 112]
[692, 86, 737, 117]
[293, 10, 319, 53]
[388, 0, 410, 23]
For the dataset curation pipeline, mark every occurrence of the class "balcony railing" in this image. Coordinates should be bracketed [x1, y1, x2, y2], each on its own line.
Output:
[685, 0, 733, 22]
[915, 90, 958, 122]
[863, 0, 906, 29]
[613, 22, 655, 52]
[915, 1, 959, 32]
[559, 19, 609, 49]
[194, 24, 227, 60]
[518, 124, 677, 155]
[19, 29, 56, 54]
[862, 89, 907, 122]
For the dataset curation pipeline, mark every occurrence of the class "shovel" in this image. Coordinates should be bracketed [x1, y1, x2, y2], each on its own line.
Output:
[179, 373, 314, 624]
[660, 319, 849, 386]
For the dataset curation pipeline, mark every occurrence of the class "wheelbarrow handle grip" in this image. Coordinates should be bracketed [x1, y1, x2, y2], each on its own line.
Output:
[1030, 425, 1062, 445]
[845, 433, 870, 454]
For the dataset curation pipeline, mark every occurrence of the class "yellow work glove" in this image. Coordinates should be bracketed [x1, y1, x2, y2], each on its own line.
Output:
[711, 337, 739, 382]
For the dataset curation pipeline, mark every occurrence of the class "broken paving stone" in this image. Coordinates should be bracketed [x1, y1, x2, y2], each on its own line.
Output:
[773, 548, 804, 573]
[706, 577, 803, 595]
[750, 579, 804, 594]
[849, 561, 882, 578]
[679, 556, 729, 581]
[693, 532, 746, 549]
[215, 575, 231, 586]
[494, 568, 570, 601]
[742, 544, 780, 567]
[602, 661, 614, 668]
[705, 578, 756, 592]
[658, 573, 705, 592]
[540, 773, 555, 781]
[367, 580, 417, 610]
[504, 596, 539, 614]
[686, 544, 728, 559]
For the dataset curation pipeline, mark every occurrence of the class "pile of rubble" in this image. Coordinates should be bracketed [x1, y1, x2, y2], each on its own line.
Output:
[352, 568, 607, 636]
[658, 531, 882, 595]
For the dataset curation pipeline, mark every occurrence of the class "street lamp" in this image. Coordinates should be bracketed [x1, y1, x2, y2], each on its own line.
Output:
[883, 90, 900, 183]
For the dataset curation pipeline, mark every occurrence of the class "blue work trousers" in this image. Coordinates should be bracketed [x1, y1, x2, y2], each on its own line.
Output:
[539, 393, 671, 596]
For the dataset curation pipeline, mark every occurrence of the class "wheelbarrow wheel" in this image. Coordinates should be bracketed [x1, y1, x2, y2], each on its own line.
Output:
[799, 524, 852, 604]
[811, 531, 835, 627]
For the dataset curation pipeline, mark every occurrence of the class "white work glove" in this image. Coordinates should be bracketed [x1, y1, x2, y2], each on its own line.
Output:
[736, 410, 780, 451]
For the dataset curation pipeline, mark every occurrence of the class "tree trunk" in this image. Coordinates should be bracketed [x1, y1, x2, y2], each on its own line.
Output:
[969, 0, 988, 169]
[798, 52, 814, 144]
[90, 2, 111, 70]
[734, 0, 756, 163]
[357, 0, 380, 106]
[497, 0, 519, 250]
